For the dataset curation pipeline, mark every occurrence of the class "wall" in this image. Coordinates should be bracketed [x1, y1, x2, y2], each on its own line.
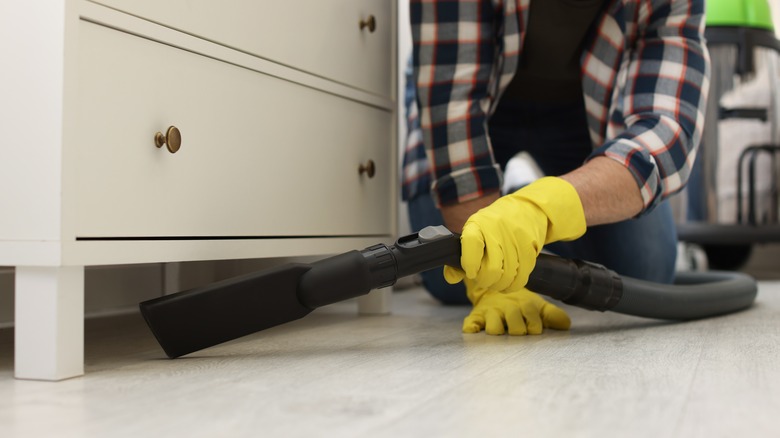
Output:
[397, 0, 412, 237]
[0, 268, 11, 326]
[0, 264, 167, 328]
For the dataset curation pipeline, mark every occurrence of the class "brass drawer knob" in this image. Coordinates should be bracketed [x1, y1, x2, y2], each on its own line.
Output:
[359, 160, 376, 178]
[360, 15, 376, 33]
[154, 126, 182, 154]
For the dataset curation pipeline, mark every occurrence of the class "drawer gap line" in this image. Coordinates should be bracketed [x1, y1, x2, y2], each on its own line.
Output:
[75, 235, 390, 241]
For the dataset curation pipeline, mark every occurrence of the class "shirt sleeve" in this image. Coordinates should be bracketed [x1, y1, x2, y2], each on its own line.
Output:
[410, 0, 503, 207]
[589, 0, 710, 214]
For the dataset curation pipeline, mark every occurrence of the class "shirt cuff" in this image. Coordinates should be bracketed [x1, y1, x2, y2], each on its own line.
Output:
[431, 164, 503, 207]
[588, 139, 664, 215]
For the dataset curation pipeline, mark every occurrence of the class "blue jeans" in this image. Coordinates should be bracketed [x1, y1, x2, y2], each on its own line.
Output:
[407, 99, 677, 305]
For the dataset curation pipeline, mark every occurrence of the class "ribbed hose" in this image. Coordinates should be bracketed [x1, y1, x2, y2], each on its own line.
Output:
[612, 271, 758, 320]
[527, 253, 759, 320]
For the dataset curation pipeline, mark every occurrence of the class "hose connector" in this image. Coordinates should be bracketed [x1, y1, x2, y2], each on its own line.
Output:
[526, 255, 623, 311]
[360, 244, 398, 289]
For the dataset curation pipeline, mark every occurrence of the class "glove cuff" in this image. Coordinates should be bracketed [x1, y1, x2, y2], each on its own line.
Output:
[464, 279, 489, 305]
[513, 176, 587, 244]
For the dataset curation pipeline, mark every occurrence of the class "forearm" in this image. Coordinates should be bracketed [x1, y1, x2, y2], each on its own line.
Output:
[560, 157, 643, 226]
[441, 192, 501, 233]
[442, 156, 642, 232]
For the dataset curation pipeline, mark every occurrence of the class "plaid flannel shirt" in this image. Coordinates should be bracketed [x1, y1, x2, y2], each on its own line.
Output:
[404, 0, 710, 214]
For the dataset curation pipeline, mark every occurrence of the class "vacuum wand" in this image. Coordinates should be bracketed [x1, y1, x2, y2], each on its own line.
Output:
[297, 225, 624, 312]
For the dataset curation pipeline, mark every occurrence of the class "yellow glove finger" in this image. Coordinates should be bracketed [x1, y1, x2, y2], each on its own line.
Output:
[540, 301, 572, 330]
[459, 223, 486, 280]
[443, 265, 465, 284]
[521, 305, 544, 335]
[504, 306, 528, 336]
[484, 308, 506, 335]
[462, 311, 486, 334]
[473, 231, 505, 290]
[491, 238, 520, 292]
[506, 259, 533, 293]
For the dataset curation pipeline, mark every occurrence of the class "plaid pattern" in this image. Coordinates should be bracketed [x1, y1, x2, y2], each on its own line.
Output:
[402, 60, 431, 201]
[406, 0, 710, 214]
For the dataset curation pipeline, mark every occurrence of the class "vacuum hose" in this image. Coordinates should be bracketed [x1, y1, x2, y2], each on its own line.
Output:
[525, 254, 758, 319]
[613, 272, 758, 319]
[299, 226, 758, 320]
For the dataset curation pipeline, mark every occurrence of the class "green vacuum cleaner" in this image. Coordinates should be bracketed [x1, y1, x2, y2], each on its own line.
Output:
[139, 226, 758, 359]
[678, 0, 780, 268]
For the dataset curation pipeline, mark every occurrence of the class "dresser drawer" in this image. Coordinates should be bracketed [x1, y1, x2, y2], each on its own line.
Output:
[87, 0, 393, 98]
[75, 21, 392, 238]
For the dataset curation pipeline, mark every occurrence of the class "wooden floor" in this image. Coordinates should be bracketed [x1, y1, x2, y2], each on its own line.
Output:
[1, 281, 779, 438]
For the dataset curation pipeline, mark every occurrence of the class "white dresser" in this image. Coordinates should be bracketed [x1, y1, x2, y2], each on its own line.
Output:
[0, 1, 397, 380]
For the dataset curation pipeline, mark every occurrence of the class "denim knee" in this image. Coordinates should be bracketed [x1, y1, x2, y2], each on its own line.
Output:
[419, 268, 469, 305]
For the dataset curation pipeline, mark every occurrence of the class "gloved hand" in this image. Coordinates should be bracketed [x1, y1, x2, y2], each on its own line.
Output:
[444, 176, 586, 292]
[462, 281, 571, 335]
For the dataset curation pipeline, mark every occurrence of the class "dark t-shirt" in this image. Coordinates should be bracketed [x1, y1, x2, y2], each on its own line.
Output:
[502, 0, 606, 103]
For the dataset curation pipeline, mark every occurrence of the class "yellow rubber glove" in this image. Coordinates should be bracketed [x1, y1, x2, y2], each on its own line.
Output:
[444, 176, 586, 292]
[462, 281, 571, 335]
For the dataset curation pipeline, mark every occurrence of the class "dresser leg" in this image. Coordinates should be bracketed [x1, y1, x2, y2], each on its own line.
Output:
[14, 266, 85, 381]
[357, 288, 392, 315]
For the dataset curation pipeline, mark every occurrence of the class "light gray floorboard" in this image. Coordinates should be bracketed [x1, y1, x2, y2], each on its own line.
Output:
[1, 281, 778, 438]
